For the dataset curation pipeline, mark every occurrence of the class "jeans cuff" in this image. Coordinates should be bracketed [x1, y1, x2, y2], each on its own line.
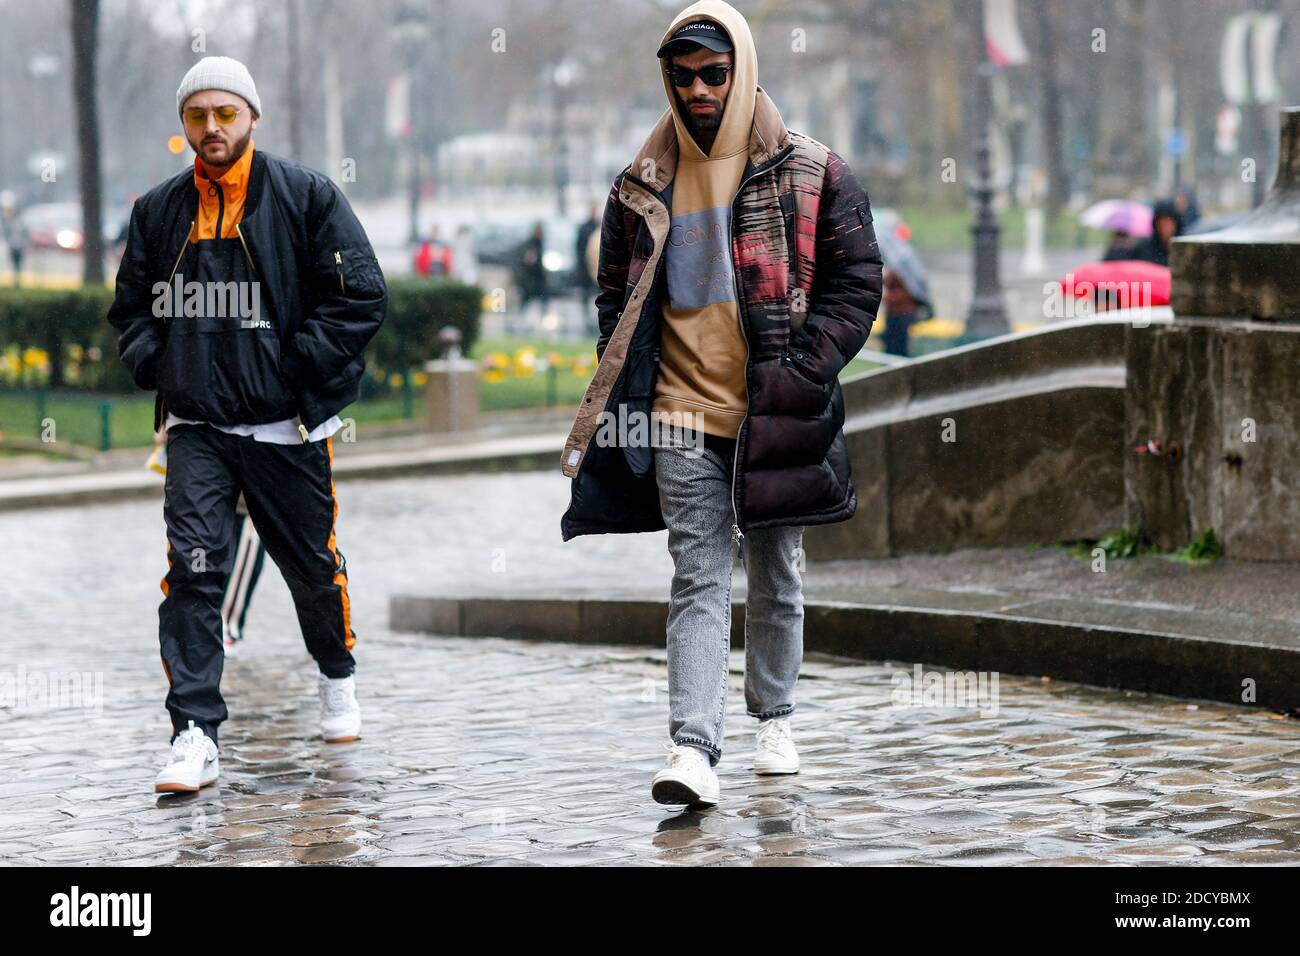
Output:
[748, 704, 795, 721]
[674, 734, 721, 766]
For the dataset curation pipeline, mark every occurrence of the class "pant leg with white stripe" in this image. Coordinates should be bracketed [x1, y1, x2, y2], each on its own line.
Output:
[159, 425, 239, 745]
[221, 513, 265, 642]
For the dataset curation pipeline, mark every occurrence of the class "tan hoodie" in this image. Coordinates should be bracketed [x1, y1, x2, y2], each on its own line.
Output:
[651, 0, 758, 439]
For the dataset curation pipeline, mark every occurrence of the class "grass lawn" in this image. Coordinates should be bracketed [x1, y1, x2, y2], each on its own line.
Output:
[895, 203, 1107, 253]
[0, 336, 882, 451]
[0, 390, 155, 450]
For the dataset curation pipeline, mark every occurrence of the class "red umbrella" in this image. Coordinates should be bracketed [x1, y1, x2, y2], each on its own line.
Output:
[1061, 260, 1170, 309]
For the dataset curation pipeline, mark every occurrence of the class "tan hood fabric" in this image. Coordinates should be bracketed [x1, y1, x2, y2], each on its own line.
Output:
[651, 0, 759, 439]
[658, 1, 758, 162]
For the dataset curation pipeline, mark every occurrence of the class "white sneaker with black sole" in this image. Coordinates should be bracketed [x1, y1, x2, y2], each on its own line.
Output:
[651, 744, 720, 806]
[753, 716, 800, 775]
[154, 721, 219, 793]
[319, 673, 362, 743]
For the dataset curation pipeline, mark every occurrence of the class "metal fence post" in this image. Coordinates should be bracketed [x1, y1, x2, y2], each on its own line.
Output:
[100, 402, 112, 451]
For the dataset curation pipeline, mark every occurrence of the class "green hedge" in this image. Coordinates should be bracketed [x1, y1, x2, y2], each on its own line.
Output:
[371, 278, 481, 372]
[0, 277, 481, 393]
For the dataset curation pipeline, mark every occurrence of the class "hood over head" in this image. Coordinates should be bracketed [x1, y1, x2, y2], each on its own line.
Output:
[657, 0, 758, 162]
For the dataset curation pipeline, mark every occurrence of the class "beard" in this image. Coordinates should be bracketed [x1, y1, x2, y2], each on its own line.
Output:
[674, 88, 725, 137]
[189, 126, 253, 171]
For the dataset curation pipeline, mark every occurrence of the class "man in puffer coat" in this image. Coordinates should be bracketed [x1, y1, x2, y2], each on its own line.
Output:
[559, 0, 883, 806]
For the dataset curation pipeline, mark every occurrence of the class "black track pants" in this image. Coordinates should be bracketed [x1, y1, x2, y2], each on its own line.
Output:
[158, 424, 356, 745]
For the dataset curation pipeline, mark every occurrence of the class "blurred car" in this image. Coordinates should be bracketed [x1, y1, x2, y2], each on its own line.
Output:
[21, 202, 128, 252]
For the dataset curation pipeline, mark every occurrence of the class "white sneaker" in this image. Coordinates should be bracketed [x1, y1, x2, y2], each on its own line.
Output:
[651, 744, 720, 807]
[154, 721, 219, 794]
[754, 716, 800, 775]
[319, 674, 361, 743]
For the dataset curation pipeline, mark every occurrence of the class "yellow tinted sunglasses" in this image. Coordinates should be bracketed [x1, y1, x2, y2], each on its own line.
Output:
[182, 105, 247, 126]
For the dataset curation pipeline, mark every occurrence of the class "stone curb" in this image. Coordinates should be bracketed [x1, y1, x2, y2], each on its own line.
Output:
[390, 593, 1300, 711]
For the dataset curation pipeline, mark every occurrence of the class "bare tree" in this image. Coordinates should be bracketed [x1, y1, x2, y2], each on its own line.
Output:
[69, 0, 104, 286]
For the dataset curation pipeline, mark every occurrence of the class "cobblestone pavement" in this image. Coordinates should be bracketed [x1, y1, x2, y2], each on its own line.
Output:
[3, 473, 1300, 865]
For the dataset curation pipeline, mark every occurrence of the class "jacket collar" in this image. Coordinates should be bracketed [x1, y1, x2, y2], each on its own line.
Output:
[193, 139, 255, 201]
[628, 85, 790, 193]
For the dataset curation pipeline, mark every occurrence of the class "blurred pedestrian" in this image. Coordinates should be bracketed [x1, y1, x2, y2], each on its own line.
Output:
[882, 268, 929, 357]
[515, 221, 549, 323]
[451, 222, 478, 285]
[1131, 199, 1182, 267]
[876, 218, 930, 358]
[575, 204, 600, 330]
[413, 224, 452, 277]
[1, 192, 28, 286]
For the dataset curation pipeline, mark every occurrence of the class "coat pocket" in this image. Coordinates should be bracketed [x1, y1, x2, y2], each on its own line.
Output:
[159, 317, 292, 423]
[749, 352, 831, 418]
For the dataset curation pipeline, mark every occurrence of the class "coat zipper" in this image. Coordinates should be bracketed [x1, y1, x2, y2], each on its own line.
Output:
[235, 223, 258, 277]
[335, 250, 344, 293]
[166, 219, 195, 289]
[156, 218, 196, 430]
[161, 219, 196, 327]
[728, 191, 749, 550]
[213, 181, 225, 238]
[726, 146, 795, 546]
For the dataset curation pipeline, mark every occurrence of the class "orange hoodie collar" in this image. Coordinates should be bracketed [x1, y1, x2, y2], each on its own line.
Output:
[193, 139, 255, 200]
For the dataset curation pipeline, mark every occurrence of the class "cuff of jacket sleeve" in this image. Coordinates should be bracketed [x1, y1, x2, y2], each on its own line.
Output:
[135, 355, 160, 392]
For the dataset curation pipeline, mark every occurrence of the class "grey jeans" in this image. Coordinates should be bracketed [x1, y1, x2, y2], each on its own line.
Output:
[653, 437, 805, 767]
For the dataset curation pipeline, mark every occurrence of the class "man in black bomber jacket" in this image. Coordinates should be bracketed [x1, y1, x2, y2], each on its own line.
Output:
[107, 56, 387, 794]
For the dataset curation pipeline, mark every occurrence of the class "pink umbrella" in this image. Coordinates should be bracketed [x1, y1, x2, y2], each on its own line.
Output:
[1079, 200, 1154, 237]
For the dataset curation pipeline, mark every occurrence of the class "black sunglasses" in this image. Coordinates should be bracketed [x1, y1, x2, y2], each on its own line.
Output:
[666, 63, 732, 88]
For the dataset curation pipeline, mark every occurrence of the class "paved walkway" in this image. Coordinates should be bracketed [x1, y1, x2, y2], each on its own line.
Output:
[3, 472, 1299, 865]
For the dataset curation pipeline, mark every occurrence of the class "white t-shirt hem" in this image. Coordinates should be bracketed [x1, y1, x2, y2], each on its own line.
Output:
[164, 412, 344, 445]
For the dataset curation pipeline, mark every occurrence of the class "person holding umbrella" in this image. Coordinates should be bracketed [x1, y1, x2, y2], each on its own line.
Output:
[875, 221, 931, 358]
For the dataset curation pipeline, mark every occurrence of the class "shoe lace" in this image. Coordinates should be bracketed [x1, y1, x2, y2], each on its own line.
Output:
[171, 726, 212, 764]
[757, 718, 791, 750]
[665, 744, 703, 770]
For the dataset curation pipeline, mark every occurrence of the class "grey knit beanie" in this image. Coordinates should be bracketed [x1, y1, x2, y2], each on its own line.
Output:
[176, 56, 262, 119]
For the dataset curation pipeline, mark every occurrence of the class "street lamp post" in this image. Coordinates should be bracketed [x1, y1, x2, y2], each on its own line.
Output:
[552, 58, 579, 218]
[966, 0, 1010, 337]
[391, 1, 430, 246]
